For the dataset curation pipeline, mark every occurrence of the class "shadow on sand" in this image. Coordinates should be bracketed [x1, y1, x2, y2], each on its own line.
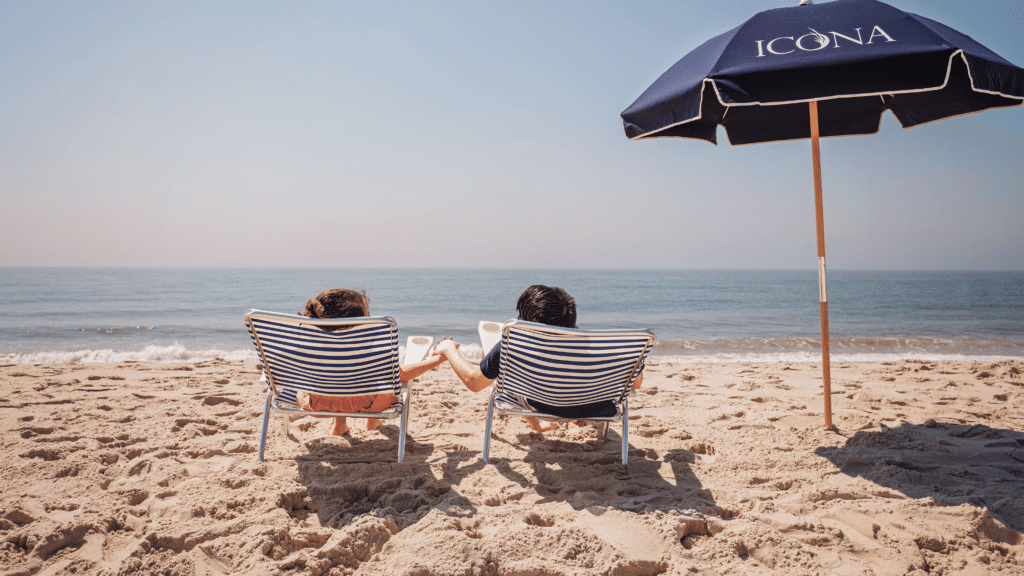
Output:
[285, 416, 720, 531]
[283, 422, 485, 529]
[815, 420, 1024, 531]
[481, 416, 719, 516]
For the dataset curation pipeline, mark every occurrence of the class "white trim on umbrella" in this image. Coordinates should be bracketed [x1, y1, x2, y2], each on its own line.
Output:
[710, 51, 1023, 108]
[622, 81, 713, 141]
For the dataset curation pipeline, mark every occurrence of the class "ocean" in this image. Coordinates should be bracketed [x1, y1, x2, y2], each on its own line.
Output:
[0, 268, 1021, 364]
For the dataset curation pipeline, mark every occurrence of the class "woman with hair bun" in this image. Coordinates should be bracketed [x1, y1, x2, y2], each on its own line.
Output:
[296, 288, 449, 436]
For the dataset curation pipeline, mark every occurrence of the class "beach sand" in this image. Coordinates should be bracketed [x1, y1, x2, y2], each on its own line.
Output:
[1, 358, 1022, 575]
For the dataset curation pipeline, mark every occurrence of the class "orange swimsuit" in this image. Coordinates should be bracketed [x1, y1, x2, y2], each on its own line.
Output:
[296, 391, 396, 415]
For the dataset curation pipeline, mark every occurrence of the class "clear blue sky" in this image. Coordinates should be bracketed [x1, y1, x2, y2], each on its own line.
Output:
[1, 0, 1021, 270]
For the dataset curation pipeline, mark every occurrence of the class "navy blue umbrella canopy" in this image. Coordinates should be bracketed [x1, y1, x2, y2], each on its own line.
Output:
[621, 0, 1024, 145]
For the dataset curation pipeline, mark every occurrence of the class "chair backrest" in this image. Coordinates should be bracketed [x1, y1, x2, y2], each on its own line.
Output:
[244, 310, 401, 405]
[496, 320, 656, 407]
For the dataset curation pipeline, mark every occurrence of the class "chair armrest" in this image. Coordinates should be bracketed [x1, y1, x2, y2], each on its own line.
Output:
[403, 336, 434, 366]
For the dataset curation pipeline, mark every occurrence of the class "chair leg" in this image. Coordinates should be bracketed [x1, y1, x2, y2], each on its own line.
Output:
[600, 421, 609, 438]
[621, 398, 629, 465]
[258, 388, 272, 462]
[282, 413, 290, 437]
[398, 385, 411, 463]
[483, 387, 496, 465]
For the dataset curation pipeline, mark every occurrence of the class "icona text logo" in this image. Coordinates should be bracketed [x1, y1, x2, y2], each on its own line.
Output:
[755, 26, 896, 57]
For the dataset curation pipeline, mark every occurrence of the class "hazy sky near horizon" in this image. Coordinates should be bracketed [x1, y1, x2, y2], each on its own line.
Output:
[1, 0, 1021, 270]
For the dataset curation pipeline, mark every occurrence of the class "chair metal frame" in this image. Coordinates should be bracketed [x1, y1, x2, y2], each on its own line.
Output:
[243, 309, 411, 463]
[482, 320, 656, 465]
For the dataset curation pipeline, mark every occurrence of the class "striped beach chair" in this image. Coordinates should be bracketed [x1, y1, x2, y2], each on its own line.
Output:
[484, 320, 656, 465]
[243, 310, 411, 463]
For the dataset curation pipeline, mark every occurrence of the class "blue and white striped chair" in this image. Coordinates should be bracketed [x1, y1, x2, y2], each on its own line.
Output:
[243, 310, 410, 463]
[484, 320, 656, 465]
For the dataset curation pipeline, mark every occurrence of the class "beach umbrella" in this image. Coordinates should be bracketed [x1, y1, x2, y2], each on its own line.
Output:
[620, 0, 1023, 428]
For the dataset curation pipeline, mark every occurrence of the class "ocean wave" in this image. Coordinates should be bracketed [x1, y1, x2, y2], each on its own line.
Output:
[654, 335, 1024, 355]
[0, 344, 259, 365]
[0, 343, 476, 366]
[648, 335, 1023, 363]
[2, 339, 1019, 366]
[69, 326, 157, 335]
[449, 339, 1023, 364]
[459, 343, 485, 361]
[646, 352, 1023, 365]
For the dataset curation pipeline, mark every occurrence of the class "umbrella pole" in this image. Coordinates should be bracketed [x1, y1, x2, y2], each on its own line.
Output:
[809, 100, 834, 429]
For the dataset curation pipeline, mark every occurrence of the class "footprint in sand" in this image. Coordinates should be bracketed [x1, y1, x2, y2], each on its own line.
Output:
[126, 458, 153, 476]
[203, 396, 241, 406]
[635, 425, 669, 438]
[439, 443, 470, 452]
[149, 491, 192, 522]
[19, 426, 55, 438]
[173, 454, 234, 477]
[225, 441, 255, 453]
[521, 512, 556, 527]
[173, 417, 223, 429]
[21, 446, 77, 461]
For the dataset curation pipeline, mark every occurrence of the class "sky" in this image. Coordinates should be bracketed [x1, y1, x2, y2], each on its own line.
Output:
[0, 0, 1021, 270]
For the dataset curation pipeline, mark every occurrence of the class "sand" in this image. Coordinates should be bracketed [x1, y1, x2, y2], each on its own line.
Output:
[1, 358, 1022, 576]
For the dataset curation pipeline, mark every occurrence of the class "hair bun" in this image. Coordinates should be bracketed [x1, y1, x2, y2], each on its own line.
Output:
[305, 298, 326, 318]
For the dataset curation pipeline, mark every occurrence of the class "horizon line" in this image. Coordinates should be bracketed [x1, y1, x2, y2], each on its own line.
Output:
[2, 266, 1022, 273]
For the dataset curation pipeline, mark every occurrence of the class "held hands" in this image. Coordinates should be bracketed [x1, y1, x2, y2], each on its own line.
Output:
[432, 337, 460, 358]
[433, 336, 491, 393]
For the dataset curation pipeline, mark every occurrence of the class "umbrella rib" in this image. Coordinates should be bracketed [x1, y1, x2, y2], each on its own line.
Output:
[955, 50, 1024, 100]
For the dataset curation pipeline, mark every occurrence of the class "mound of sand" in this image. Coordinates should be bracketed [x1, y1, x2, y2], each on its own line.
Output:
[1, 358, 1022, 575]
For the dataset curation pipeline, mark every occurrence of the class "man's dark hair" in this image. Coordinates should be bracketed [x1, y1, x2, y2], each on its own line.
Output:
[516, 285, 577, 328]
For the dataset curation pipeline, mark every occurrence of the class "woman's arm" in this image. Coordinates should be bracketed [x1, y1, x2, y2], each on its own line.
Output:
[433, 339, 494, 393]
[398, 354, 447, 384]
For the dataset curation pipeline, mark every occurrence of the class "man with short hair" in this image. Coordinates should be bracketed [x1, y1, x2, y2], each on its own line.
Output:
[432, 284, 644, 433]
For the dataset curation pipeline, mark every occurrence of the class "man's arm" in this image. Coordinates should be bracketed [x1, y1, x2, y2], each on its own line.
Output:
[433, 339, 494, 393]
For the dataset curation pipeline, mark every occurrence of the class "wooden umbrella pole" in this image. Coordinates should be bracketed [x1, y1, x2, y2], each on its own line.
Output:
[809, 100, 834, 429]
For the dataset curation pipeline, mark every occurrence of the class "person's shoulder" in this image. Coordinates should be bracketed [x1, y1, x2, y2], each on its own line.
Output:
[479, 342, 502, 379]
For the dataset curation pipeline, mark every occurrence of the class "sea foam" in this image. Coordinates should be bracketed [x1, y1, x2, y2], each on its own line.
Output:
[0, 343, 480, 366]
[2, 343, 1018, 366]
[647, 352, 1023, 365]
[0, 344, 259, 365]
